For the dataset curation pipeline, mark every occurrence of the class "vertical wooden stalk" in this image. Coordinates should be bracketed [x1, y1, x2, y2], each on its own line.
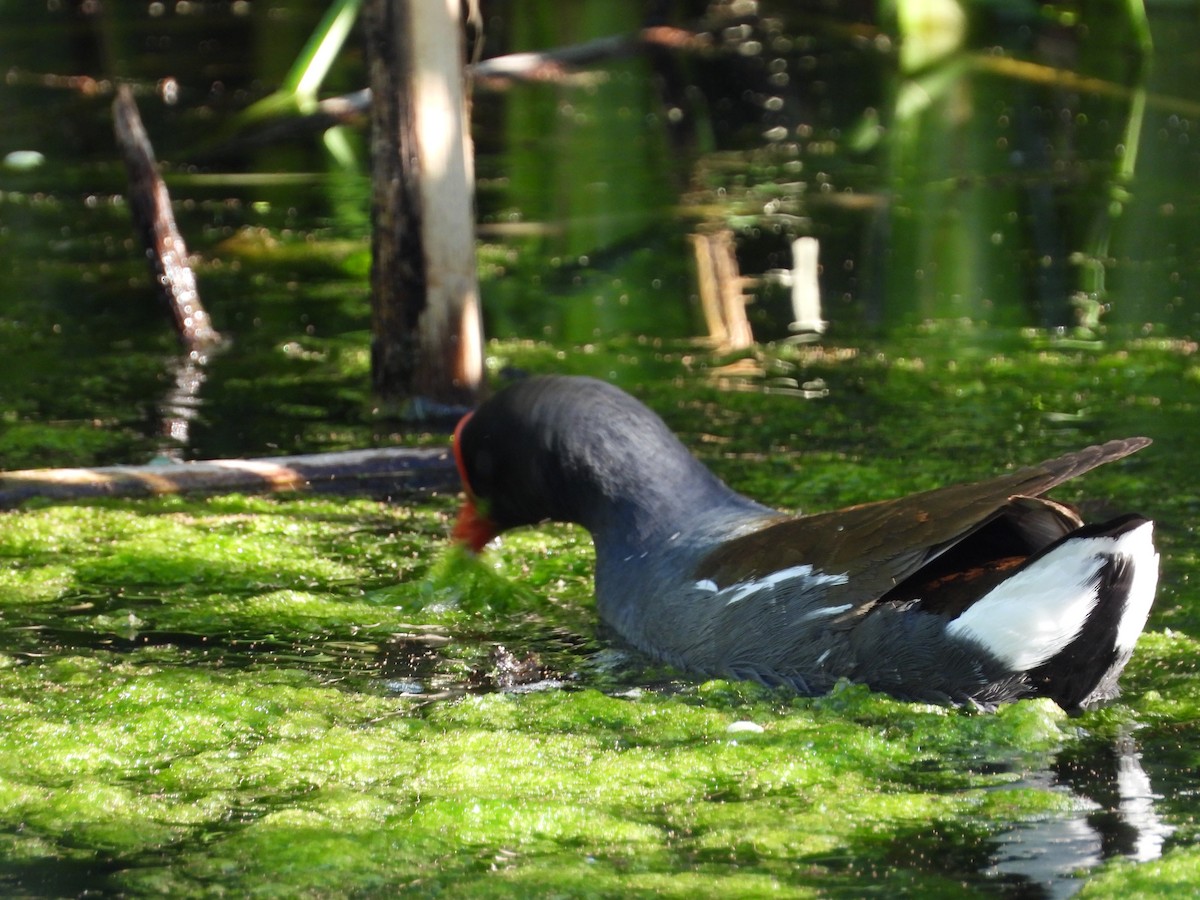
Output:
[365, 0, 484, 409]
[690, 230, 753, 350]
[710, 230, 754, 349]
[690, 232, 727, 347]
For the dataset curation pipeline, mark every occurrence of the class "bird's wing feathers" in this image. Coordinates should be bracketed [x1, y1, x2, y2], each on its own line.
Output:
[693, 437, 1150, 616]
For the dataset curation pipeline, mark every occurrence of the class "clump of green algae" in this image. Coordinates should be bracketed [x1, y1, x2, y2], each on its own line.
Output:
[0, 331, 1197, 896]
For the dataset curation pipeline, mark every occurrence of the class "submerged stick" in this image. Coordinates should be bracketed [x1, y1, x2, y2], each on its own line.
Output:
[112, 84, 222, 351]
[0, 446, 458, 509]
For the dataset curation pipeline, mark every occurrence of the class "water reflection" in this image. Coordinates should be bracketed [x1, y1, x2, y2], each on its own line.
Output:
[985, 735, 1174, 896]
[2, 2, 1199, 464]
[478, 1, 1200, 342]
[1111, 745, 1176, 863]
[1053, 733, 1176, 864]
[159, 349, 213, 456]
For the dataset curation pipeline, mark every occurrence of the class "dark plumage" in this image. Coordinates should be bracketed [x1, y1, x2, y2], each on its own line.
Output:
[453, 375, 1158, 710]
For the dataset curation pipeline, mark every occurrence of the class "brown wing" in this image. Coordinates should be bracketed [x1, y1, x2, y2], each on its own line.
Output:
[695, 437, 1150, 615]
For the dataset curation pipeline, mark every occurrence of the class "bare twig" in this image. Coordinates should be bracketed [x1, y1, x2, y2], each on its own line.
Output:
[113, 84, 222, 351]
[198, 26, 711, 155]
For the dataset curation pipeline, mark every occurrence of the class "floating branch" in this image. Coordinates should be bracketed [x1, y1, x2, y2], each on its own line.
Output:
[112, 84, 222, 352]
[0, 446, 458, 509]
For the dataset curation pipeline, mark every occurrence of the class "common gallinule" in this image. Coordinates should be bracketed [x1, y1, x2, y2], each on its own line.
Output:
[452, 375, 1158, 710]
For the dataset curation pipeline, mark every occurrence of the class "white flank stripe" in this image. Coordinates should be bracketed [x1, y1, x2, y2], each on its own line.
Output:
[1114, 522, 1159, 654]
[947, 536, 1109, 671]
[947, 522, 1159, 671]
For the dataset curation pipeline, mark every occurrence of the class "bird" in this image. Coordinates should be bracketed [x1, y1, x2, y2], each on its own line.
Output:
[451, 375, 1158, 710]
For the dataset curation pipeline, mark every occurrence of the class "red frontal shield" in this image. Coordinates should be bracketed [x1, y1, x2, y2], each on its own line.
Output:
[452, 410, 498, 551]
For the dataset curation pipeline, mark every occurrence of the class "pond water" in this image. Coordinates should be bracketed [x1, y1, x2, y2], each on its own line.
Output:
[2, 1, 1200, 897]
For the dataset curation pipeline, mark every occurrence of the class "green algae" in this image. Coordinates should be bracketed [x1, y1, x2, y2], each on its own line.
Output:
[1080, 847, 1200, 899]
[0, 331, 1197, 896]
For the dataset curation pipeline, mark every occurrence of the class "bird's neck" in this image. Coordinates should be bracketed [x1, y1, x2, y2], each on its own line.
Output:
[559, 431, 771, 547]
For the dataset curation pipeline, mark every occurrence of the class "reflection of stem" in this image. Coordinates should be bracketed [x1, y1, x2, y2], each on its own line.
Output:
[159, 351, 210, 459]
[1117, 85, 1147, 184]
[977, 41, 1157, 284]
[1076, 85, 1147, 329]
